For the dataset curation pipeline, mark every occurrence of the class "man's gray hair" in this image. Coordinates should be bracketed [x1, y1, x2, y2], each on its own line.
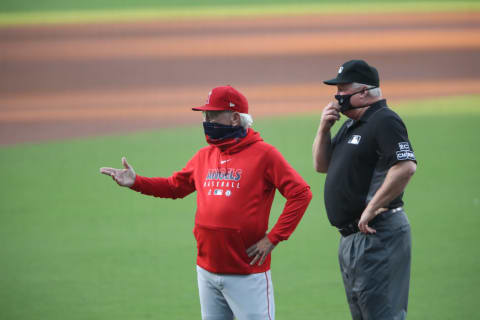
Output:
[351, 82, 382, 97]
[239, 113, 253, 129]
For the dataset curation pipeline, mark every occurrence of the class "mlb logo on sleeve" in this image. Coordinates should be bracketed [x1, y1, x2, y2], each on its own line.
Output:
[348, 135, 361, 145]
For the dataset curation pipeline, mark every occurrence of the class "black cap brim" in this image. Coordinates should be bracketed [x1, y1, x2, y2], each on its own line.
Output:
[323, 78, 352, 85]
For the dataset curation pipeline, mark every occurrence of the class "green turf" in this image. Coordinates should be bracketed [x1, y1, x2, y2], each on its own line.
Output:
[1, 0, 478, 13]
[1, 1, 479, 26]
[1, 95, 479, 319]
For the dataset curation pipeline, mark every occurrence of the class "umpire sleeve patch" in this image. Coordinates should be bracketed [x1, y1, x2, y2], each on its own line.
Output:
[398, 142, 410, 151]
[396, 142, 416, 161]
[396, 150, 416, 161]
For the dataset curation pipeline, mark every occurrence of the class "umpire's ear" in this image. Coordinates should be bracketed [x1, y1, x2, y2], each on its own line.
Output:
[361, 86, 369, 96]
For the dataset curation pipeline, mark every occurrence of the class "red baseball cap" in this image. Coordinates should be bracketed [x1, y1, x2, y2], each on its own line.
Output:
[192, 85, 248, 113]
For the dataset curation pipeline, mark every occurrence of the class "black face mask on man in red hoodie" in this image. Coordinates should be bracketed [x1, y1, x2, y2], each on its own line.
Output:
[203, 122, 246, 140]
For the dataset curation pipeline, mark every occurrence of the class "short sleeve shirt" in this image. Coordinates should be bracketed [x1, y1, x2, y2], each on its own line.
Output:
[324, 99, 417, 227]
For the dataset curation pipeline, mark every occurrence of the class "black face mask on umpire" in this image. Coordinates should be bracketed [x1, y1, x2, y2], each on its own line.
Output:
[335, 86, 378, 113]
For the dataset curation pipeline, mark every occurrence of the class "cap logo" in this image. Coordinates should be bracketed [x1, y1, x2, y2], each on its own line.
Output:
[338, 66, 344, 74]
[229, 102, 235, 107]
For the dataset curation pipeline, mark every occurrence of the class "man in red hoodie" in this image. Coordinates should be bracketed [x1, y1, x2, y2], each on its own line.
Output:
[100, 85, 312, 320]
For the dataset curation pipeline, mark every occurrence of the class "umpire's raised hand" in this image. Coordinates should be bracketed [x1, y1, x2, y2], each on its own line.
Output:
[319, 101, 341, 133]
[100, 157, 136, 187]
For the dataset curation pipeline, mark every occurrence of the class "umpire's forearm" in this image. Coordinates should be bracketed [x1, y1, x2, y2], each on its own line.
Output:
[366, 161, 417, 212]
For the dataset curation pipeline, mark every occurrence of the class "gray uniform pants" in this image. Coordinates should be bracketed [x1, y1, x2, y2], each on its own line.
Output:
[196, 266, 275, 320]
[339, 209, 411, 320]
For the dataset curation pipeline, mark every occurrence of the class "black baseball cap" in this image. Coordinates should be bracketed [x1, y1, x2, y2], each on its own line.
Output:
[323, 59, 379, 87]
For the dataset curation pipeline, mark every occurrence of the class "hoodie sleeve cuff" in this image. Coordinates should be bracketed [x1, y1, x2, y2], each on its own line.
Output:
[267, 232, 281, 246]
[129, 175, 142, 191]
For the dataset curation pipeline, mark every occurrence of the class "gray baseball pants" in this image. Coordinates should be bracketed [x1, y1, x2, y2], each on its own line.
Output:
[339, 208, 411, 320]
[196, 266, 275, 320]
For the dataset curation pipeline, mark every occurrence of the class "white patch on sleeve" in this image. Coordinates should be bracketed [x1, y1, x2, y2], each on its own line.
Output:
[396, 150, 416, 161]
[398, 142, 410, 151]
[396, 142, 415, 160]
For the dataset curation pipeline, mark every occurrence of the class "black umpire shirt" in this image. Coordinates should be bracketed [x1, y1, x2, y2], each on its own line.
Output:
[324, 99, 417, 227]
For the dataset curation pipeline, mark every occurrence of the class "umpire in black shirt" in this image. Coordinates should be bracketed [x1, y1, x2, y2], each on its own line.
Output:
[312, 59, 417, 320]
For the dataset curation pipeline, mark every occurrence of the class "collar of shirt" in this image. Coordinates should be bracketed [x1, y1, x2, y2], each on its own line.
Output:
[345, 99, 387, 129]
[357, 99, 387, 123]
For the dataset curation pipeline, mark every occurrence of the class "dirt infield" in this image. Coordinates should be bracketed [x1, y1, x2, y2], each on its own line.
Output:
[1, 11, 479, 145]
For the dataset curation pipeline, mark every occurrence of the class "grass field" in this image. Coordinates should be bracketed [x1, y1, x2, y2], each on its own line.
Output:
[1, 95, 479, 319]
[1, 0, 479, 25]
[2, 0, 479, 12]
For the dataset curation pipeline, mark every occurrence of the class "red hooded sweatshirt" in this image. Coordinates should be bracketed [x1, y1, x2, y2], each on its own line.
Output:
[130, 128, 312, 274]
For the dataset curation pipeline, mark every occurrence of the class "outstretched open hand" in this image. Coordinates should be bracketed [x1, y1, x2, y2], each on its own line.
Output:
[100, 157, 136, 187]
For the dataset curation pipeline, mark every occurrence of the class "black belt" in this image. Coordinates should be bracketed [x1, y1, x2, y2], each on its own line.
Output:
[338, 220, 359, 237]
[337, 207, 403, 237]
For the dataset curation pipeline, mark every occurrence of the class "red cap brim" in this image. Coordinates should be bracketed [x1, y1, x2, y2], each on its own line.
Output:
[192, 105, 228, 111]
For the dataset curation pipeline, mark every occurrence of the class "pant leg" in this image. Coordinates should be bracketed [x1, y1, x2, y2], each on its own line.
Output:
[221, 270, 275, 320]
[388, 226, 410, 320]
[197, 266, 234, 320]
[368, 210, 411, 320]
[340, 210, 411, 320]
[339, 234, 365, 320]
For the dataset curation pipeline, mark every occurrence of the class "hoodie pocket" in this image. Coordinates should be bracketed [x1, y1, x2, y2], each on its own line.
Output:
[193, 224, 251, 273]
